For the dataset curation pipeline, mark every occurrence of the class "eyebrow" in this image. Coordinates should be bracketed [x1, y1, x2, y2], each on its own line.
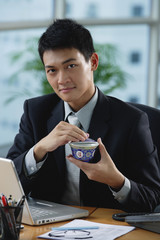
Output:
[45, 58, 76, 69]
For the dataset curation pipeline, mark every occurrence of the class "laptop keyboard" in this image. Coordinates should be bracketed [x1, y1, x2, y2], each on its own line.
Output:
[30, 206, 57, 218]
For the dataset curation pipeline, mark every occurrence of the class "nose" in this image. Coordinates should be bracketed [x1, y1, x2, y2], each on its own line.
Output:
[58, 70, 70, 84]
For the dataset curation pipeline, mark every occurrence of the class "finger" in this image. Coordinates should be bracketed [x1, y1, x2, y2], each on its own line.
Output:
[69, 125, 89, 140]
[97, 138, 110, 158]
[65, 122, 89, 139]
[67, 155, 91, 171]
[67, 129, 89, 142]
[57, 122, 89, 141]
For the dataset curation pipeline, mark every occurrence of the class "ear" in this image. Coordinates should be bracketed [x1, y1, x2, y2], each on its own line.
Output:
[91, 52, 99, 71]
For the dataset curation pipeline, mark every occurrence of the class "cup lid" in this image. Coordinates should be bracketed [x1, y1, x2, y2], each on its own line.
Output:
[69, 138, 99, 147]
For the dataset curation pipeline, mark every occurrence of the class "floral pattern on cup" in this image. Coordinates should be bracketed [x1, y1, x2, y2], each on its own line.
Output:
[70, 139, 99, 162]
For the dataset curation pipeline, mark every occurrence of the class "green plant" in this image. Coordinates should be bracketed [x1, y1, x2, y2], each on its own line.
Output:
[7, 38, 129, 103]
[94, 43, 128, 94]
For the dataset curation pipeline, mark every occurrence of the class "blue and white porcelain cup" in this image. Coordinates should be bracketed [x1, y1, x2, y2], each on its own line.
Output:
[69, 138, 99, 162]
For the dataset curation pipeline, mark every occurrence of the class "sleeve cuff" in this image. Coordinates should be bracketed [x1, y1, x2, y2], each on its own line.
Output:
[110, 177, 131, 203]
[25, 146, 47, 176]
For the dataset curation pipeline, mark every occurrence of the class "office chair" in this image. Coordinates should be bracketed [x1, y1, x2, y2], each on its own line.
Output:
[128, 102, 160, 212]
[128, 103, 160, 159]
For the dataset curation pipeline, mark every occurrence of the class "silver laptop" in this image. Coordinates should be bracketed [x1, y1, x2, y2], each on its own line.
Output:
[0, 157, 89, 225]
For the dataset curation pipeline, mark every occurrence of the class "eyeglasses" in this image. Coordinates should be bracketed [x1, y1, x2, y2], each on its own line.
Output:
[48, 229, 93, 239]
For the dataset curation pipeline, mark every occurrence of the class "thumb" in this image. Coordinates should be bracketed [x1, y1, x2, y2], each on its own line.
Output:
[97, 138, 109, 158]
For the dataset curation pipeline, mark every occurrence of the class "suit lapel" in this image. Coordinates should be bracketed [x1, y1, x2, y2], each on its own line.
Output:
[47, 100, 66, 174]
[88, 89, 111, 142]
[86, 89, 111, 164]
[47, 99, 64, 133]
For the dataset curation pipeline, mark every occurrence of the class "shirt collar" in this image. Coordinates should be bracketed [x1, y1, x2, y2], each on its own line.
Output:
[64, 87, 98, 131]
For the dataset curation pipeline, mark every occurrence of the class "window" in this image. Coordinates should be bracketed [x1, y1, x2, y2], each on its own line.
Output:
[132, 5, 144, 17]
[128, 96, 140, 103]
[86, 3, 98, 18]
[0, 0, 160, 151]
[0, 0, 54, 22]
[130, 52, 141, 64]
[0, 0, 55, 147]
[0, 29, 45, 145]
[87, 25, 148, 104]
[65, 0, 151, 19]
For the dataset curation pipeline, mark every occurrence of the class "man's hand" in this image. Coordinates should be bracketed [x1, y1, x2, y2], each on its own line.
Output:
[34, 121, 89, 162]
[67, 138, 125, 190]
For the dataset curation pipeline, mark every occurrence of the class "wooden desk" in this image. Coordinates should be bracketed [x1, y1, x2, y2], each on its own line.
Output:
[20, 207, 160, 240]
[19, 206, 96, 240]
[88, 208, 160, 240]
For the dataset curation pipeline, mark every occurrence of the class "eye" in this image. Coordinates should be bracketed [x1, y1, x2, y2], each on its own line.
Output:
[47, 69, 56, 73]
[68, 64, 76, 69]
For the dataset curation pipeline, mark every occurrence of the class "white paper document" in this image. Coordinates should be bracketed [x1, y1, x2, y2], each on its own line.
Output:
[37, 219, 135, 240]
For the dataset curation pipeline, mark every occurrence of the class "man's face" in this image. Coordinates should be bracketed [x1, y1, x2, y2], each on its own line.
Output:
[43, 48, 98, 111]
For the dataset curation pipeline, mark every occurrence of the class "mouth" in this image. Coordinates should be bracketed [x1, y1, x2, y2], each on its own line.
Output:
[59, 87, 75, 93]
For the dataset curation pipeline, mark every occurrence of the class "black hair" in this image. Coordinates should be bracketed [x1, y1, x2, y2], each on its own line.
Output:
[38, 19, 95, 63]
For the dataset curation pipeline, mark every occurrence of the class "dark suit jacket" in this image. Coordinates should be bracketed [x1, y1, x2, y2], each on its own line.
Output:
[7, 89, 160, 212]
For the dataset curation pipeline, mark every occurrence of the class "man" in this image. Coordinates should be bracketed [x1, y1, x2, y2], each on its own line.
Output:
[7, 19, 160, 213]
